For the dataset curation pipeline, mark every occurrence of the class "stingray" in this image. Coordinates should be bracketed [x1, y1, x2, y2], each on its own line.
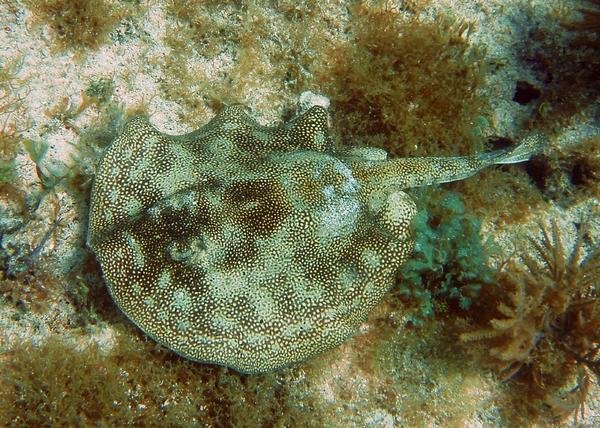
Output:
[88, 104, 544, 373]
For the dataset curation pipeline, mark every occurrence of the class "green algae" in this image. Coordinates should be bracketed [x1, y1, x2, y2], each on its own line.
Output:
[397, 190, 496, 322]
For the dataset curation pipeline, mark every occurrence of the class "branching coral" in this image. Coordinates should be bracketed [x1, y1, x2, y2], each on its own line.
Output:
[461, 216, 600, 422]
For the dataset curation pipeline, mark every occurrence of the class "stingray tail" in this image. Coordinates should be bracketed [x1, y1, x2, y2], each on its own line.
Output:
[481, 132, 547, 165]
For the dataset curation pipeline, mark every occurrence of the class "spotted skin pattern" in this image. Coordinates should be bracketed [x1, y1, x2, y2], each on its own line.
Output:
[88, 105, 544, 373]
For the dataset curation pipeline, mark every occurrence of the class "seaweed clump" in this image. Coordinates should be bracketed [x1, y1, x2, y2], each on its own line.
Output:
[461, 217, 600, 423]
[0, 326, 316, 427]
[394, 190, 496, 323]
[0, 58, 28, 195]
[23, 0, 131, 54]
[454, 162, 546, 227]
[161, 0, 336, 124]
[320, 3, 489, 158]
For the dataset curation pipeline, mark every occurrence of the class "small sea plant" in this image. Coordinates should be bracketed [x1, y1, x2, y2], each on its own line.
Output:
[461, 215, 600, 422]
[395, 190, 496, 322]
[0, 57, 28, 188]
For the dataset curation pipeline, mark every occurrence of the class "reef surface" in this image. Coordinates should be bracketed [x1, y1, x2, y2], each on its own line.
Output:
[0, 0, 598, 426]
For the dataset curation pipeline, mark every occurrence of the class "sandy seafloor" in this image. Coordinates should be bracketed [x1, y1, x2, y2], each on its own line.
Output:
[0, 0, 599, 427]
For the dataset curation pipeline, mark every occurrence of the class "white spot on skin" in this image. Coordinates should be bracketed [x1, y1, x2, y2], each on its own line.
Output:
[104, 208, 113, 223]
[124, 198, 143, 217]
[129, 157, 152, 181]
[348, 147, 388, 161]
[207, 271, 247, 302]
[208, 137, 234, 155]
[144, 135, 161, 150]
[282, 321, 314, 339]
[212, 313, 238, 331]
[317, 197, 361, 241]
[182, 191, 198, 213]
[125, 233, 145, 268]
[323, 185, 335, 200]
[187, 236, 219, 268]
[108, 188, 120, 204]
[167, 236, 218, 268]
[314, 130, 325, 147]
[251, 292, 276, 322]
[170, 289, 192, 312]
[167, 241, 192, 263]
[246, 333, 269, 346]
[178, 319, 191, 331]
[315, 158, 362, 242]
[361, 249, 381, 270]
[158, 270, 171, 289]
[122, 147, 134, 161]
[157, 309, 168, 322]
[222, 122, 239, 131]
[195, 335, 215, 345]
[334, 159, 359, 194]
[383, 191, 417, 235]
[292, 280, 323, 303]
[155, 145, 197, 195]
[252, 130, 270, 142]
[337, 268, 358, 292]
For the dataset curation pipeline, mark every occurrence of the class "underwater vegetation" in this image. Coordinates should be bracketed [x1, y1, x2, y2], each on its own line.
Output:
[526, 136, 600, 206]
[0, 326, 315, 427]
[462, 216, 600, 423]
[454, 164, 546, 227]
[160, 0, 340, 124]
[319, 3, 489, 158]
[0, 70, 135, 332]
[395, 190, 496, 322]
[522, 0, 600, 129]
[0, 57, 28, 193]
[23, 0, 138, 55]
